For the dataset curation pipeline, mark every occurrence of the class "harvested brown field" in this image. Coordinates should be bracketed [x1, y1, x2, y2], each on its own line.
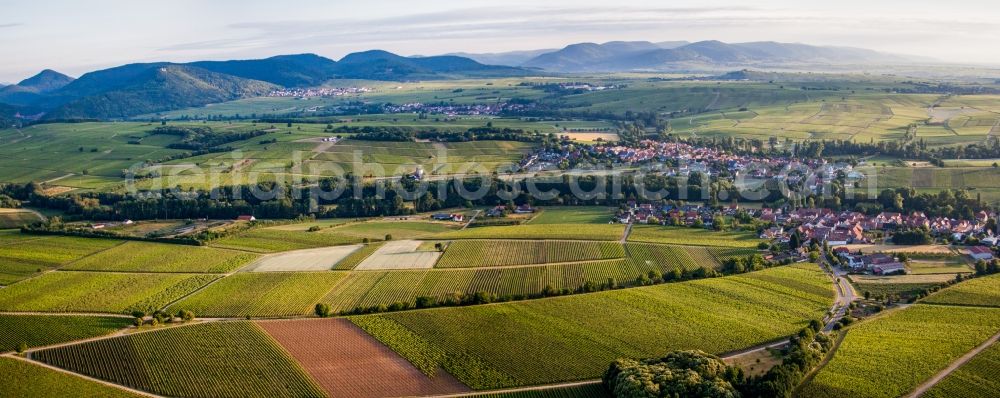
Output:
[257, 318, 468, 398]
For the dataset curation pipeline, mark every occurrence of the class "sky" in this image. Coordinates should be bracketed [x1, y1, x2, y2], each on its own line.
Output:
[2, 0, 1000, 82]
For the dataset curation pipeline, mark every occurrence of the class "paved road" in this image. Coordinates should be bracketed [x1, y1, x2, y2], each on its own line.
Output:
[905, 330, 1000, 398]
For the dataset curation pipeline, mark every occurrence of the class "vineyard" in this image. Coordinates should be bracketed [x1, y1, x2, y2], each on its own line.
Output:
[923, 341, 1000, 397]
[799, 304, 1000, 398]
[0, 357, 140, 398]
[62, 242, 258, 273]
[0, 314, 132, 352]
[353, 265, 832, 389]
[327, 221, 457, 240]
[321, 258, 676, 313]
[527, 207, 614, 225]
[438, 224, 625, 241]
[210, 228, 365, 252]
[627, 225, 762, 247]
[166, 272, 346, 317]
[33, 321, 326, 397]
[625, 243, 718, 271]
[922, 273, 1000, 307]
[473, 384, 610, 398]
[0, 233, 122, 285]
[436, 240, 625, 268]
[333, 242, 385, 270]
[0, 271, 218, 314]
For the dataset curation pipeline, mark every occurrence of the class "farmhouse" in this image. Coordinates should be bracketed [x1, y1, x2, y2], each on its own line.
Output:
[968, 246, 995, 261]
[236, 215, 256, 222]
[515, 204, 535, 214]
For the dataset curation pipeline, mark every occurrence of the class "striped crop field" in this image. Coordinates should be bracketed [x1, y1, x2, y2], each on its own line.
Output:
[210, 228, 365, 253]
[923, 340, 1000, 398]
[333, 242, 385, 270]
[0, 314, 132, 352]
[627, 225, 762, 248]
[625, 243, 719, 271]
[438, 224, 625, 241]
[34, 321, 325, 397]
[62, 241, 258, 273]
[0, 232, 122, 285]
[921, 273, 1000, 308]
[0, 357, 141, 398]
[0, 271, 218, 314]
[166, 272, 347, 317]
[353, 264, 833, 389]
[436, 240, 625, 268]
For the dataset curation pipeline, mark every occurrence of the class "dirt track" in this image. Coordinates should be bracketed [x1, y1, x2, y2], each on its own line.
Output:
[258, 318, 469, 398]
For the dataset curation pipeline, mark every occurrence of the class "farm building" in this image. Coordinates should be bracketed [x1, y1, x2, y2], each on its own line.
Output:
[236, 215, 256, 222]
[872, 262, 906, 275]
[515, 204, 535, 214]
[968, 246, 994, 261]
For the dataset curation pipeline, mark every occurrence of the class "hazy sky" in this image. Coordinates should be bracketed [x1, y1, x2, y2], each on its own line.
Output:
[2, 0, 1000, 82]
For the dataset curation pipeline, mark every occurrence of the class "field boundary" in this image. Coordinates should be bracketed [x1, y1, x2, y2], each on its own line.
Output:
[904, 330, 1000, 398]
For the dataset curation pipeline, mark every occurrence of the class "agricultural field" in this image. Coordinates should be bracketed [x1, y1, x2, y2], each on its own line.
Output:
[438, 223, 625, 241]
[321, 257, 679, 313]
[210, 227, 366, 252]
[0, 232, 123, 285]
[526, 207, 614, 224]
[799, 304, 1000, 398]
[244, 244, 362, 272]
[627, 225, 762, 247]
[0, 271, 218, 314]
[625, 243, 718, 271]
[436, 240, 625, 268]
[62, 241, 258, 273]
[327, 220, 458, 240]
[907, 258, 972, 275]
[310, 139, 535, 176]
[166, 271, 346, 317]
[34, 321, 326, 397]
[922, 273, 1000, 307]
[355, 240, 444, 270]
[333, 242, 385, 270]
[0, 357, 141, 398]
[468, 384, 611, 398]
[0, 314, 132, 352]
[353, 264, 832, 389]
[0, 208, 42, 228]
[923, 341, 1000, 398]
[258, 318, 468, 397]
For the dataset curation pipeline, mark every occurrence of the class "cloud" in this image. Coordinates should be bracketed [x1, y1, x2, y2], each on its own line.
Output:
[0, 23, 22, 28]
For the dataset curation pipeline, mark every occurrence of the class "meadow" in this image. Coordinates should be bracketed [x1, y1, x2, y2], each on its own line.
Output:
[799, 304, 1000, 398]
[165, 272, 346, 317]
[210, 227, 367, 252]
[438, 224, 625, 241]
[0, 357, 141, 398]
[353, 264, 832, 389]
[526, 207, 614, 224]
[0, 314, 132, 352]
[921, 273, 1000, 307]
[627, 225, 762, 248]
[34, 321, 326, 398]
[62, 241, 258, 273]
[0, 209, 42, 228]
[923, 341, 1000, 398]
[0, 271, 218, 314]
[0, 232, 122, 285]
[435, 240, 625, 268]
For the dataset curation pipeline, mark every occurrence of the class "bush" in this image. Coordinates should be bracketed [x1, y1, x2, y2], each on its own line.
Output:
[314, 303, 332, 317]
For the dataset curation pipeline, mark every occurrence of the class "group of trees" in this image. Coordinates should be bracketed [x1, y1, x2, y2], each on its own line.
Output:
[603, 321, 831, 398]
[149, 126, 269, 150]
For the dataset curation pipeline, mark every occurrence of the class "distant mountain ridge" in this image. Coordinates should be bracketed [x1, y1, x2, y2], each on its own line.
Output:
[1, 50, 528, 120]
[517, 40, 919, 72]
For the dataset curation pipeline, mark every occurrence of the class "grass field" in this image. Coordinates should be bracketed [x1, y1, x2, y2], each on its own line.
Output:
[0, 314, 132, 352]
[627, 225, 762, 247]
[210, 228, 367, 252]
[438, 224, 625, 241]
[436, 240, 625, 268]
[922, 273, 1000, 307]
[923, 340, 1000, 398]
[326, 221, 457, 239]
[166, 272, 346, 317]
[0, 232, 122, 285]
[62, 242, 257, 273]
[799, 304, 1000, 398]
[0, 357, 141, 398]
[34, 321, 326, 397]
[353, 264, 832, 389]
[0, 271, 218, 314]
[526, 207, 614, 224]
[0, 209, 42, 228]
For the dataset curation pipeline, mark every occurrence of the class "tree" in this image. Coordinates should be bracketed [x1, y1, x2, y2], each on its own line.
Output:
[314, 303, 332, 317]
[603, 350, 743, 398]
[16, 342, 27, 354]
[385, 234, 393, 241]
[177, 309, 195, 322]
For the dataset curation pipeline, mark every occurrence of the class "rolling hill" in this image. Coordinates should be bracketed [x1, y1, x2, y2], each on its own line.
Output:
[0, 51, 528, 120]
[521, 40, 918, 72]
[0, 69, 75, 107]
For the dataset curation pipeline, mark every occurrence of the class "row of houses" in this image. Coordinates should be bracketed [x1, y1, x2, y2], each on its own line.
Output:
[759, 208, 993, 246]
